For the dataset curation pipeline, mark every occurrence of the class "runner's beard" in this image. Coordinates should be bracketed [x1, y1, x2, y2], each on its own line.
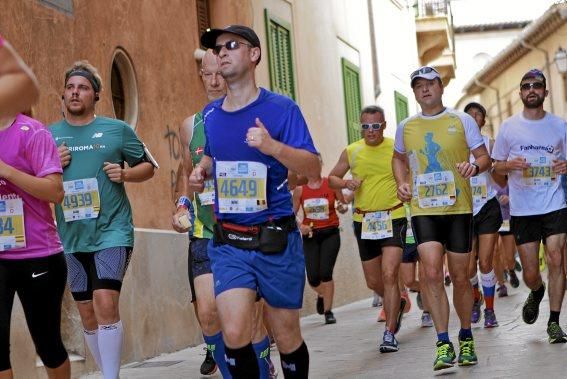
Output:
[521, 94, 545, 109]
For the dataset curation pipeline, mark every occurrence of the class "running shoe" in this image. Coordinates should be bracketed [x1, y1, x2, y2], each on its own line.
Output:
[497, 284, 508, 298]
[509, 270, 520, 288]
[421, 311, 433, 327]
[200, 346, 217, 376]
[401, 291, 412, 313]
[377, 308, 386, 322]
[522, 284, 545, 324]
[316, 296, 324, 315]
[471, 292, 483, 323]
[484, 309, 499, 328]
[324, 310, 336, 324]
[372, 292, 382, 307]
[458, 337, 478, 366]
[433, 340, 455, 371]
[444, 273, 452, 286]
[268, 356, 278, 378]
[416, 291, 423, 310]
[394, 297, 407, 334]
[547, 322, 567, 344]
[379, 330, 399, 353]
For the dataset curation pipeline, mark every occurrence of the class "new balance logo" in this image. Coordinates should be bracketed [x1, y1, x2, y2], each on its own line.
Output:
[92, 132, 104, 138]
[32, 271, 48, 278]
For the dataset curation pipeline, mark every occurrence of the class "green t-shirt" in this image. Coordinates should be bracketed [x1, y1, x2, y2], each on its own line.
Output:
[49, 116, 146, 254]
[189, 112, 214, 239]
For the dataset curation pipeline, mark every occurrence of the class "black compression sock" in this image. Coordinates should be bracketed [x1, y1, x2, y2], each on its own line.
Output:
[225, 343, 259, 379]
[280, 341, 309, 379]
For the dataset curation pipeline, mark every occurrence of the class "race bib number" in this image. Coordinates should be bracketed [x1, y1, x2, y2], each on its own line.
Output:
[303, 198, 329, 220]
[522, 156, 556, 186]
[62, 178, 101, 222]
[416, 171, 456, 208]
[197, 179, 215, 206]
[0, 198, 26, 251]
[499, 219, 510, 232]
[361, 211, 393, 240]
[470, 176, 488, 207]
[216, 161, 267, 213]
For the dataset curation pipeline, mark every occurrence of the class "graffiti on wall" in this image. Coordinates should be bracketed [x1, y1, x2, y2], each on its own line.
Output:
[163, 124, 184, 201]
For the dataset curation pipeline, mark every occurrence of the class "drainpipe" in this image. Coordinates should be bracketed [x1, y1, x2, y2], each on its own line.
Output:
[474, 79, 503, 129]
[520, 39, 555, 113]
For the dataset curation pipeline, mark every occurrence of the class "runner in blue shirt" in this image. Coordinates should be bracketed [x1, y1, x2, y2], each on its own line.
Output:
[190, 25, 320, 378]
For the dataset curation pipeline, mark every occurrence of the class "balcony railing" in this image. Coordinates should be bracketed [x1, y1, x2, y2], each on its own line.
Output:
[415, 0, 450, 18]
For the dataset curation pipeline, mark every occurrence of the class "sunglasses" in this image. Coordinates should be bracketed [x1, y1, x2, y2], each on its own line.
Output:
[361, 122, 384, 130]
[520, 82, 545, 91]
[212, 40, 253, 55]
[410, 66, 439, 80]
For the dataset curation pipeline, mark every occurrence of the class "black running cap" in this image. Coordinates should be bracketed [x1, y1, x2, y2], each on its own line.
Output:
[201, 25, 261, 49]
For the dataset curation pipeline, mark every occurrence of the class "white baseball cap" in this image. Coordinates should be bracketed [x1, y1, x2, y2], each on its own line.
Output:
[410, 66, 441, 87]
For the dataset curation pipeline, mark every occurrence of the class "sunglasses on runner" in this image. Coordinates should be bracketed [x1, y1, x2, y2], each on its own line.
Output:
[361, 122, 384, 130]
[520, 82, 545, 91]
[410, 66, 439, 80]
[212, 40, 253, 55]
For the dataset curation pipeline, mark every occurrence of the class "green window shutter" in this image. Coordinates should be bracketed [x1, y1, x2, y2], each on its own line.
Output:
[394, 91, 409, 125]
[341, 58, 362, 144]
[265, 10, 296, 100]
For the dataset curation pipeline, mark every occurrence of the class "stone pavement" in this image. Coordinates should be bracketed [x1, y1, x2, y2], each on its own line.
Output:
[83, 278, 567, 378]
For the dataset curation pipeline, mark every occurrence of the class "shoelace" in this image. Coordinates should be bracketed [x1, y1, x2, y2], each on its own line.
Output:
[384, 331, 394, 343]
[549, 323, 564, 335]
[437, 343, 451, 358]
[460, 341, 474, 355]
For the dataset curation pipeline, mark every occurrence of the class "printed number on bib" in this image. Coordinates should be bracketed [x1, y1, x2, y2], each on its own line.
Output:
[522, 156, 556, 186]
[216, 161, 267, 213]
[361, 211, 393, 240]
[303, 198, 329, 220]
[470, 176, 488, 207]
[0, 198, 26, 251]
[416, 171, 456, 208]
[62, 178, 101, 222]
[198, 179, 215, 206]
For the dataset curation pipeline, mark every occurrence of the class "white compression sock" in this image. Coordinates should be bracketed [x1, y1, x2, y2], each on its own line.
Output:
[84, 329, 104, 374]
[98, 320, 123, 379]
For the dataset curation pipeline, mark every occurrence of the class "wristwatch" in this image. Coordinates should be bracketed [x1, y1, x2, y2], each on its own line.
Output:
[471, 163, 480, 176]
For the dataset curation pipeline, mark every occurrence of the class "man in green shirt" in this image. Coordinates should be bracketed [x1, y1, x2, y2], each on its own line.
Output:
[51, 61, 155, 379]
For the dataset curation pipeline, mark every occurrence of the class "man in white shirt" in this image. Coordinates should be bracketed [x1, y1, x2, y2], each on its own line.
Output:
[492, 69, 567, 344]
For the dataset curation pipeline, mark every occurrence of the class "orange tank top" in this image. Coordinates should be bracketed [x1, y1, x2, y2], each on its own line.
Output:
[300, 178, 340, 230]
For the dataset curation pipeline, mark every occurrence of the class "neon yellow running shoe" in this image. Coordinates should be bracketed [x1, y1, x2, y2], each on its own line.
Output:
[433, 340, 455, 371]
[458, 337, 478, 366]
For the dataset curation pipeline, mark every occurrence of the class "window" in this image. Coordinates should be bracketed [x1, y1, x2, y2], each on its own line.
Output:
[110, 48, 139, 128]
[341, 58, 362, 144]
[394, 91, 409, 125]
[264, 10, 296, 100]
[196, 0, 210, 48]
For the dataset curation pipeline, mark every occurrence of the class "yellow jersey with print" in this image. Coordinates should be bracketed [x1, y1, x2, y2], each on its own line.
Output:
[393, 109, 484, 216]
[346, 138, 405, 222]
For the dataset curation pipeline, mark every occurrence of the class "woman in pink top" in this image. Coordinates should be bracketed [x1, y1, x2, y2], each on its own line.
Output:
[0, 36, 70, 379]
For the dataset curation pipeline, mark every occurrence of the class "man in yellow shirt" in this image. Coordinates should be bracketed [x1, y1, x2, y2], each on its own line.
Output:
[329, 105, 406, 353]
[392, 66, 490, 371]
